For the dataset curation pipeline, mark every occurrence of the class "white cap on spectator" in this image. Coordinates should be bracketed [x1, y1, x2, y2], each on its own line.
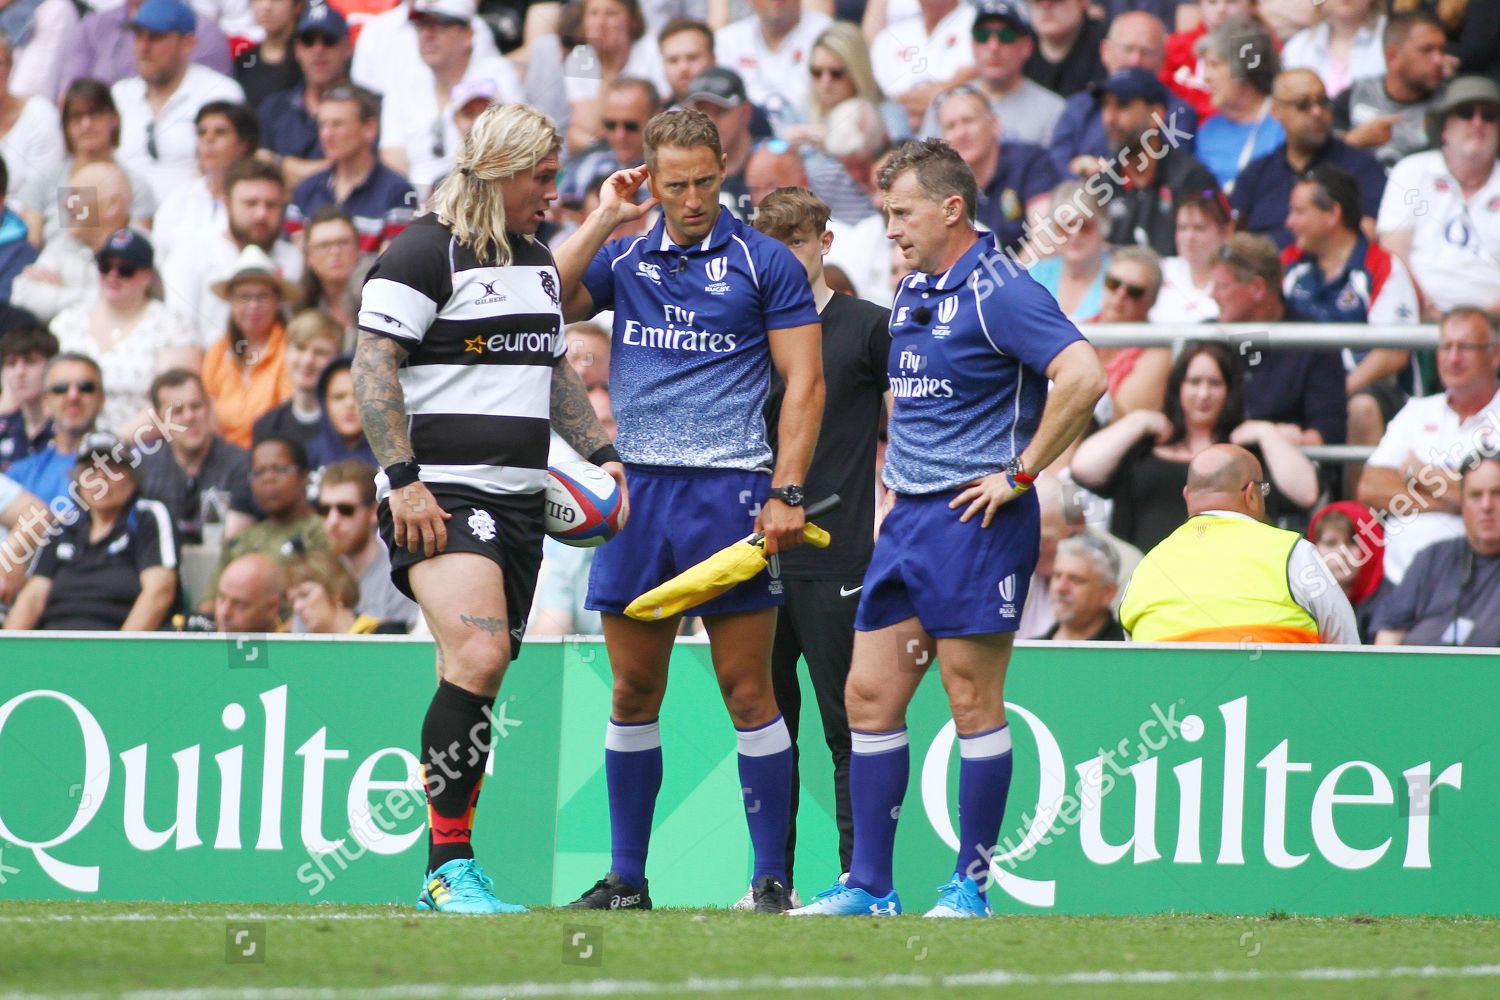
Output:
[410, 0, 476, 24]
[212, 245, 300, 302]
[448, 79, 499, 119]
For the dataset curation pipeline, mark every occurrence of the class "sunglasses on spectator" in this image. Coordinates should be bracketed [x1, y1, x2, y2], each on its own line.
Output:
[97, 259, 141, 278]
[1276, 95, 1332, 113]
[934, 83, 987, 110]
[602, 118, 642, 133]
[1449, 102, 1500, 124]
[972, 25, 1024, 45]
[316, 501, 362, 518]
[810, 65, 846, 81]
[49, 380, 99, 395]
[145, 120, 158, 161]
[1103, 274, 1150, 299]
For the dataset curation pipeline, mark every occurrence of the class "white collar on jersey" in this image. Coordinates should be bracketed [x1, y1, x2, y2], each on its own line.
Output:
[655, 211, 726, 254]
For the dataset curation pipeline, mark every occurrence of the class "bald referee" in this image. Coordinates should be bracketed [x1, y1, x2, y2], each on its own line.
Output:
[353, 104, 634, 914]
[790, 140, 1106, 918]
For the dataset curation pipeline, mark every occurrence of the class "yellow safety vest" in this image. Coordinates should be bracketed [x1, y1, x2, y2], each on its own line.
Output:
[1120, 515, 1321, 644]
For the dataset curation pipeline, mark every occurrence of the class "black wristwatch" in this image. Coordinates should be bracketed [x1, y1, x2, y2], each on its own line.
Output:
[769, 484, 805, 507]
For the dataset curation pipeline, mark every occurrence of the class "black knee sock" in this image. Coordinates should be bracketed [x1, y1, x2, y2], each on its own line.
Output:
[421, 679, 495, 872]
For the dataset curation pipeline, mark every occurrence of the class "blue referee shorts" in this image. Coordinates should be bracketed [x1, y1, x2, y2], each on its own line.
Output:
[855, 488, 1040, 638]
[586, 464, 783, 617]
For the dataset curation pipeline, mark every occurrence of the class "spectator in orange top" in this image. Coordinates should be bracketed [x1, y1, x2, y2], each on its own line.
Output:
[201, 245, 296, 447]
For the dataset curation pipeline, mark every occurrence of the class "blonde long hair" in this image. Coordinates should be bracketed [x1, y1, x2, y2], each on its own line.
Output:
[427, 104, 562, 266]
[807, 22, 886, 126]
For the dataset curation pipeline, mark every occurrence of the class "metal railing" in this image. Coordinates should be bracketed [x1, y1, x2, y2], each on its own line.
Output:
[1084, 322, 1439, 350]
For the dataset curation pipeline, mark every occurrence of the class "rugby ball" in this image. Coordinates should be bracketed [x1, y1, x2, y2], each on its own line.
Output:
[545, 461, 624, 547]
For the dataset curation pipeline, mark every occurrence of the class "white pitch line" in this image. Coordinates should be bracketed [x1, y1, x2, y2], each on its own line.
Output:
[2, 964, 1500, 1000]
[0, 911, 416, 924]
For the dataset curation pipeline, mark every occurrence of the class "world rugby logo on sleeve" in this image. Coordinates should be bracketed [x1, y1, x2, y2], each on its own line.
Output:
[705, 256, 731, 295]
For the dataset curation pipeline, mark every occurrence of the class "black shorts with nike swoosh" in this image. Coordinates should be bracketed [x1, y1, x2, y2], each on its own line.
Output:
[378, 485, 545, 652]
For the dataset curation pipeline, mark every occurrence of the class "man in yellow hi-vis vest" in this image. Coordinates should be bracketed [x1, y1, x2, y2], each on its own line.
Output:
[1120, 444, 1358, 644]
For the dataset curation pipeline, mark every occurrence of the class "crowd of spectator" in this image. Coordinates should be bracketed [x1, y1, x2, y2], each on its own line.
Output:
[1, 0, 1498, 645]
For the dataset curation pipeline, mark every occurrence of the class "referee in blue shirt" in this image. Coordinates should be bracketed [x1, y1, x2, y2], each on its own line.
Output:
[789, 139, 1106, 919]
[554, 108, 825, 913]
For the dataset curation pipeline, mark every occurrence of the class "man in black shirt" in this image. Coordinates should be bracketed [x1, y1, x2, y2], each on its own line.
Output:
[1091, 68, 1217, 257]
[137, 369, 254, 543]
[1041, 535, 1124, 641]
[754, 187, 892, 891]
[3, 433, 178, 631]
[1023, 0, 1107, 99]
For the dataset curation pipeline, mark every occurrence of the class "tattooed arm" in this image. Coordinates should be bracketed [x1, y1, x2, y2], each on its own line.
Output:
[551, 360, 611, 460]
[353, 331, 414, 467]
[353, 330, 451, 555]
[551, 360, 631, 530]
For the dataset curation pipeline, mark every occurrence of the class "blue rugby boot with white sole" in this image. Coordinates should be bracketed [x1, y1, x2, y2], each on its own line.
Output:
[786, 878, 901, 916]
[923, 875, 992, 918]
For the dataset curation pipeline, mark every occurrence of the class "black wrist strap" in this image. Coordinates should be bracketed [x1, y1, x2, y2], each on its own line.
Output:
[385, 461, 421, 489]
[588, 444, 622, 466]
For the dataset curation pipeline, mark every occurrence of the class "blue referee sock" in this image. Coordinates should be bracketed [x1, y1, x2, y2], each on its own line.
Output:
[604, 719, 662, 889]
[737, 715, 793, 882]
[955, 724, 1013, 897]
[846, 727, 909, 898]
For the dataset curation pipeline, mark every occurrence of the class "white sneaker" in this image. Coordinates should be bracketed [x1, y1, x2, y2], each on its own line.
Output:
[731, 883, 804, 909]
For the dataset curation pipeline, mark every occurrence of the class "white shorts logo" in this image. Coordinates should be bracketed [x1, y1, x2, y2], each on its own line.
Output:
[468, 508, 497, 542]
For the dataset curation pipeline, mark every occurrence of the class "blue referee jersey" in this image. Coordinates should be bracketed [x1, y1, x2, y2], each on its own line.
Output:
[582, 210, 820, 470]
[884, 232, 1083, 494]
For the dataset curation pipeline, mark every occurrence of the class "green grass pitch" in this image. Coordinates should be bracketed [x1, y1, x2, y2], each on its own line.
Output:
[1, 902, 1498, 999]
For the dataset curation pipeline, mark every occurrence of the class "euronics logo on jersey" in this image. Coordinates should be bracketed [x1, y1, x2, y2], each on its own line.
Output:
[890, 348, 954, 398]
[464, 331, 559, 355]
[705, 256, 731, 295]
[621, 304, 738, 353]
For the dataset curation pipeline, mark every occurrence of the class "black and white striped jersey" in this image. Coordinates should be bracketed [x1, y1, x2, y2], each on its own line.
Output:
[358, 214, 566, 500]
